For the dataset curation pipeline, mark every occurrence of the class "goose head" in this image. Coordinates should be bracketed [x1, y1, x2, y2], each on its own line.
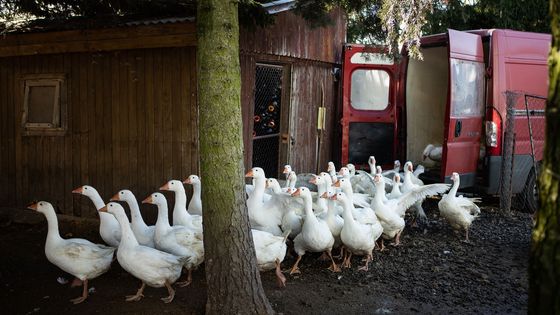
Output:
[309, 174, 320, 185]
[346, 163, 356, 175]
[394, 160, 401, 171]
[373, 174, 384, 188]
[339, 167, 350, 178]
[451, 172, 460, 182]
[142, 192, 167, 207]
[404, 161, 414, 173]
[71, 185, 99, 198]
[100, 202, 126, 217]
[183, 175, 201, 185]
[265, 178, 282, 191]
[27, 201, 55, 215]
[376, 166, 382, 174]
[290, 187, 312, 199]
[422, 144, 435, 161]
[283, 165, 292, 175]
[332, 178, 351, 190]
[327, 161, 336, 173]
[368, 156, 376, 169]
[320, 172, 333, 185]
[159, 179, 185, 193]
[329, 191, 348, 203]
[245, 167, 266, 179]
[393, 173, 401, 184]
[110, 189, 135, 203]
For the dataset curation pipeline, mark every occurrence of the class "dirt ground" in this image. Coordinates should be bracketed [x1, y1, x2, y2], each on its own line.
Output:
[0, 202, 531, 315]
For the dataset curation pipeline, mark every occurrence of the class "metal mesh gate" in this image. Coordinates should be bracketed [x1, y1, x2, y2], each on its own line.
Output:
[500, 91, 546, 213]
[252, 64, 283, 178]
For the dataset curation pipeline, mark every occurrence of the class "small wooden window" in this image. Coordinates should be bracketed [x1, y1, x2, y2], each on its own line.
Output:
[21, 74, 67, 136]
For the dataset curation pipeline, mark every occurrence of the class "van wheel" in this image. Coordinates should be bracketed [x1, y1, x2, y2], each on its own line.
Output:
[520, 167, 539, 213]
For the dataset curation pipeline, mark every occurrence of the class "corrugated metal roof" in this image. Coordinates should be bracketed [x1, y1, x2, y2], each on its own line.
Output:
[261, 0, 297, 14]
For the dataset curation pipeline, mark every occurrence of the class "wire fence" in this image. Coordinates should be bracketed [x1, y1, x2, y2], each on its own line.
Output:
[500, 91, 546, 213]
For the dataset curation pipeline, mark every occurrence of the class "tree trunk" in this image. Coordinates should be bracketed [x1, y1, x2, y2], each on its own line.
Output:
[196, 1, 273, 314]
[529, 0, 560, 313]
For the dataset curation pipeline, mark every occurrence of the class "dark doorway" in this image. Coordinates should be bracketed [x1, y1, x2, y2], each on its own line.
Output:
[252, 64, 283, 178]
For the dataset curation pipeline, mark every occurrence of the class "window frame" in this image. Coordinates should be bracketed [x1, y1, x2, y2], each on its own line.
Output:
[349, 68, 391, 111]
[21, 74, 67, 136]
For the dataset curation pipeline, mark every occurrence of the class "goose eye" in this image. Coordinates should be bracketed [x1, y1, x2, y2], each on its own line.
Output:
[120, 192, 124, 195]
[39, 202, 43, 206]
[84, 187, 88, 190]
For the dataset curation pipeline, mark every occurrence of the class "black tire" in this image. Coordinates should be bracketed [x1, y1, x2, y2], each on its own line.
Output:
[520, 167, 539, 213]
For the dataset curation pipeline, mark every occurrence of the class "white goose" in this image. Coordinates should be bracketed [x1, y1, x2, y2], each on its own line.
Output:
[289, 187, 339, 274]
[28, 201, 115, 304]
[143, 193, 204, 287]
[159, 180, 203, 234]
[252, 229, 289, 288]
[110, 190, 156, 248]
[72, 185, 120, 247]
[438, 172, 481, 241]
[101, 202, 184, 303]
[183, 175, 202, 216]
[282, 165, 292, 189]
[423, 144, 443, 162]
[266, 178, 303, 238]
[320, 190, 344, 251]
[245, 167, 283, 236]
[387, 174, 403, 200]
[331, 192, 382, 271]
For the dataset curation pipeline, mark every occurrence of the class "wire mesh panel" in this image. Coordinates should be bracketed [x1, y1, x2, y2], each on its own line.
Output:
[252, 64, 283, 178]
[501, 91, 546, 213]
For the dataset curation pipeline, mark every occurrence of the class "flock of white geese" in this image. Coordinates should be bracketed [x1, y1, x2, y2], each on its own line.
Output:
[28, 156, 481, 305]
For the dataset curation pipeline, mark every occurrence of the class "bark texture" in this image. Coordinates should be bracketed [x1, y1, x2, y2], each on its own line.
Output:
[196, 1, 273, 314]
[529, 0, 560, 313]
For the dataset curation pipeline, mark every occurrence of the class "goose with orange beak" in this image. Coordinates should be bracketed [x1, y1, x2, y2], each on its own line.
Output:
[28, 201, 115, 304]
[100, 202, 185, 303]
[289, 187, 339, 274]
[142, 193, 204, 287]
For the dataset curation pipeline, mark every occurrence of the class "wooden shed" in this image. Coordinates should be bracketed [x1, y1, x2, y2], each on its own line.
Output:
[0, 4, 346, 218]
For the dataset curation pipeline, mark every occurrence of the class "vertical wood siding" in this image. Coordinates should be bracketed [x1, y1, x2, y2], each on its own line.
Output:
[0, 47, 198, 217]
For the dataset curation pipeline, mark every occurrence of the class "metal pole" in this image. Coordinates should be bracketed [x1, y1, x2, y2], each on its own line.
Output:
[525, 95, 539, 179]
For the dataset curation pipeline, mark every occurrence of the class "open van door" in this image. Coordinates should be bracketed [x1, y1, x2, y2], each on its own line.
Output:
[341, 45, 400, 169]
[442, 30, 485, 187]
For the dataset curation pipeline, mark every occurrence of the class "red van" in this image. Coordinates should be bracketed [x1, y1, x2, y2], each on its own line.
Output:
[339, 29, 550, 212]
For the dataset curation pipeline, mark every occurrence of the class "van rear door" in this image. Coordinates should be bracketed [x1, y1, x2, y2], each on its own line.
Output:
[442, 29, 485, 186]
[340, 45, 399, 169]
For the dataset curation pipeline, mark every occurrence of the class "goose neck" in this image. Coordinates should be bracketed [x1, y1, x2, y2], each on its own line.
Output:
[449, 178, 460, 196]
[89, 192, 106, 210]
[173, 188, 189, 217]
[127, 199, 149, 230]
[43, 208, 62, 242]
[114, 211, 139, 247]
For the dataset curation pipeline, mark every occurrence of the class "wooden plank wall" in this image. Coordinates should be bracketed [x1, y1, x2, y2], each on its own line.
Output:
[0, 47, 198, 218]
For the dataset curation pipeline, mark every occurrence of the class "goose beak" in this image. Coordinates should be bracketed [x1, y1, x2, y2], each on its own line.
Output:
[142, 195, 153, 204]
[408, 164, 413, 172]
[71, 186, 83, 194]
[110, 193, 120, 201]
[99, 205, 108, 213]
[265, 181, 270, 188]
[159, 183, 170, 191]
[282, 167, 289, 174]
[310, 177, 317, 184]
[320, 192, 328, 199]
[27, 202, 38, 211]
[291, 188, 301, 197]
[329, 195, 337, 200]
[245, 170, 254, 177]
[183, 178, 191, 184]
[332, 181, 341, 188]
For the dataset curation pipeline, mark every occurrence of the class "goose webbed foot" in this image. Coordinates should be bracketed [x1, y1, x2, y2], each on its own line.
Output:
[275, 259, 287, 288]
[125, 282, 146, 302]
[161, 281, 176, 303]
[70, 279, 88, 304]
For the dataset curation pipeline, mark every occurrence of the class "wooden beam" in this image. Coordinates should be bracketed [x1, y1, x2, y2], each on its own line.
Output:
[0, 23, 197, 57]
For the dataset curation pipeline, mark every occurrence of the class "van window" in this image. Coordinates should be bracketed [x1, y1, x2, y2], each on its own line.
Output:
[450, 59, 484, 116]
[350, 69, 390, 110]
